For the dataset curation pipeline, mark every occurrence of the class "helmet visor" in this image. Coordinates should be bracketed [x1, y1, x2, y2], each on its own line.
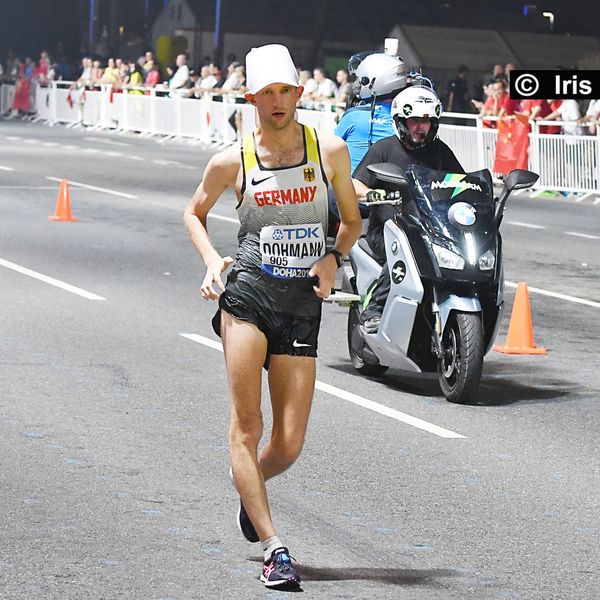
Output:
[348, 50, 377, 75]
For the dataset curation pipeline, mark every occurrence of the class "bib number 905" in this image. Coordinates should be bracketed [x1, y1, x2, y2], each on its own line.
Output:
[269, 256, 288, 266]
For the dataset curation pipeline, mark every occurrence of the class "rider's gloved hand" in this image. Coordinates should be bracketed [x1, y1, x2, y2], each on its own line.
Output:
[365, 189, 387, 203]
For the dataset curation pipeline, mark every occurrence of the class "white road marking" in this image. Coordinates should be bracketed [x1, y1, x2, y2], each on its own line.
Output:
[506, 221, 545, 229]
[0, 186, 55, 190]
[180, 333, 224, 352]
[128, 155, 144, 161]
[208, 213, 239, 224]
[45, 176, 138, 199]
[180, 333, 466, 439]
[314, 381, 466, 438]
[152, 159, 176, 165]
[0, 258, 106, 300]
[84, 137, 130, 147]
[564, 231, 600, 240]
[5, 136, 21, 141]
[506, 281, 600, 309]
[43, 142, 60, 147]
[0, 165, 15, 171]
[24, 138, 39, 144]
[104, 151, 123, 157]
[594, 198, 600, 205]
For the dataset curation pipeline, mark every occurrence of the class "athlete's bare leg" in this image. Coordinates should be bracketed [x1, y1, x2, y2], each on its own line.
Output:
[260, 354, 315, 480]
[221, 311, 276, 541]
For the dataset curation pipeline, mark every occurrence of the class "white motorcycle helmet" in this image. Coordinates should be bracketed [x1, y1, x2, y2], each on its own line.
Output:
[348, 51, 407, 100]
[391, 85, 442, 149]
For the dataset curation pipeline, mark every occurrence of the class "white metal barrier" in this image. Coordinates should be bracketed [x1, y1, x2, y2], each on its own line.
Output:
[2, 81, 598, 194]
[24, 81, 337, 145]
[438, 112, 600, 194]
[1, 83, 16, 114]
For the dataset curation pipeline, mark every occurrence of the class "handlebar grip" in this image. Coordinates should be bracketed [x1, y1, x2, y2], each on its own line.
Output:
[365, 189, 403, 203]
[365, 189, 387, 203]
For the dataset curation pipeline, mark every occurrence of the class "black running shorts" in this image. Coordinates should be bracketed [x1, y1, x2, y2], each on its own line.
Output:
[212, 269, 322, 358]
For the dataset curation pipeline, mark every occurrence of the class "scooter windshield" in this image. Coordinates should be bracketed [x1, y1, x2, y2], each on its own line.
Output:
[405, 165, 496, 250]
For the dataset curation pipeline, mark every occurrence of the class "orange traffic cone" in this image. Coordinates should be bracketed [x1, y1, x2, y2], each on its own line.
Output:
[493, 282, 547, 355]
[49, 179, 78, 222]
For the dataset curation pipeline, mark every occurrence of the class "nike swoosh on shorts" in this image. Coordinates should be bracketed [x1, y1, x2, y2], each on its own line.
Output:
[251, 174, 275, 185]
[292, 339, 311, 348]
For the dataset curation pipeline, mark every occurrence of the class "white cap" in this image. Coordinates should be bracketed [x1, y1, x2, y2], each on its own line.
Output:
[245, 44, 299, 94]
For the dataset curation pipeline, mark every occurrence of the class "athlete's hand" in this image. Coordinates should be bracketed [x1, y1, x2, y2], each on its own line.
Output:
[200, 256, 234, 300]
[309, 254, 337, 299]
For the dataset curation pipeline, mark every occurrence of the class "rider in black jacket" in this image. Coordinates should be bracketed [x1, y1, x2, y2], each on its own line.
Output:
[353, 85, 463, 332]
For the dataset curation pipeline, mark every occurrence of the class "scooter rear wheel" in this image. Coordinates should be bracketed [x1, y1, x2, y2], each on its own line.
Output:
[347, 304, 388, 376]
[438, 311, 484, 403]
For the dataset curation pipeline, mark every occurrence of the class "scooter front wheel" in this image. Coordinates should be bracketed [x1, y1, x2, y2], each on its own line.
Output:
[347, 304, 388, 376]
[438, 312, 484, 403]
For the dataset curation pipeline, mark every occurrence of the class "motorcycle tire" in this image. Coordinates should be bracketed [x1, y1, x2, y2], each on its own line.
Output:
[347, 304, 388, 376]
[438, 311, 484, 404]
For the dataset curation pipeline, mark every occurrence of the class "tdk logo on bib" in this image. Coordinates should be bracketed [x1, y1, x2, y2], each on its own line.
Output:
[272, 227, 321, 241]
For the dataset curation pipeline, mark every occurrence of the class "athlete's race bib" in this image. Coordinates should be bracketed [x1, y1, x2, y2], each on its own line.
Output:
[260, 223, 325, 279]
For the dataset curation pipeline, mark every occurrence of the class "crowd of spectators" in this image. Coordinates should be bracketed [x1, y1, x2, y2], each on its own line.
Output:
[451, 62, 600, 135]
[0, 47, 358, 117]
[2, 49, 599, 136]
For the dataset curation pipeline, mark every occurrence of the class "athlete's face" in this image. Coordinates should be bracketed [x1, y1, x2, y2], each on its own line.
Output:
[406, 117, 431, 145]
[246, 83, 303, 130]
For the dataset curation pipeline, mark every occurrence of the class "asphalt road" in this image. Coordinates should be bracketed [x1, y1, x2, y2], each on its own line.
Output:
[1, 118, 599, 600]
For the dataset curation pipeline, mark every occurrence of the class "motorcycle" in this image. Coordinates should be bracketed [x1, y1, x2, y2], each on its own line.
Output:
[341, 163, 538, 403]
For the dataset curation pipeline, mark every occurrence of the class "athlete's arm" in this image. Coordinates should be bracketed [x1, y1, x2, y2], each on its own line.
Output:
[184, 147, 240, 300]
[352, 177, 372, 200]
[309, 135, 361, 298]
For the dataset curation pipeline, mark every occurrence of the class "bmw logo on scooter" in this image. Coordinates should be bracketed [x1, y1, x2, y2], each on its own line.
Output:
[391, 260, 406, 284]
[448, 202, 477, 227]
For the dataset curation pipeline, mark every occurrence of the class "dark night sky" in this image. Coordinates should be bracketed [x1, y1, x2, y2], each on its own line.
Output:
[0, 0, 152, 60]
[0, 0, 598, 62]
[0, 0, 84, 59]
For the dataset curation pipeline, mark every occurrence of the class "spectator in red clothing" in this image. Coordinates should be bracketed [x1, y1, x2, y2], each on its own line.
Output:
[11, 58, 31, 115]
[545, 100, 563, 134]
[496, 79, 521, 117]
[472, 78, 496, 128]
[520, 98, 552, 133]
[144, 61, 161, 88]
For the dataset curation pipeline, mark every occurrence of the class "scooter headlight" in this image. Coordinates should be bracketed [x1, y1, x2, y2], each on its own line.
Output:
[478, 250, 495, 271]
[432, 244, 465, 270]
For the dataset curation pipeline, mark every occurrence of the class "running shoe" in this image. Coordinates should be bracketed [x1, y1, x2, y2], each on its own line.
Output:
[237, 500, 259, 543]
[260, 547, 301, 589]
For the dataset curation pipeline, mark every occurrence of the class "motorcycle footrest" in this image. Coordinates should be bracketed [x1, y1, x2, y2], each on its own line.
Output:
[324, 290, 361, 305]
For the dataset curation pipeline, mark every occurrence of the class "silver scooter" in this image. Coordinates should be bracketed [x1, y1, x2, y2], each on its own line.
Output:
[340, 163, 538, 403]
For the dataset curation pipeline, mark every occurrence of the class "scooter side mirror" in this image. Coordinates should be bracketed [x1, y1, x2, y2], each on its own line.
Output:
[495, 169, 539, 227]
[366, 163, 410, 191]
[503, 169, 539, 191]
